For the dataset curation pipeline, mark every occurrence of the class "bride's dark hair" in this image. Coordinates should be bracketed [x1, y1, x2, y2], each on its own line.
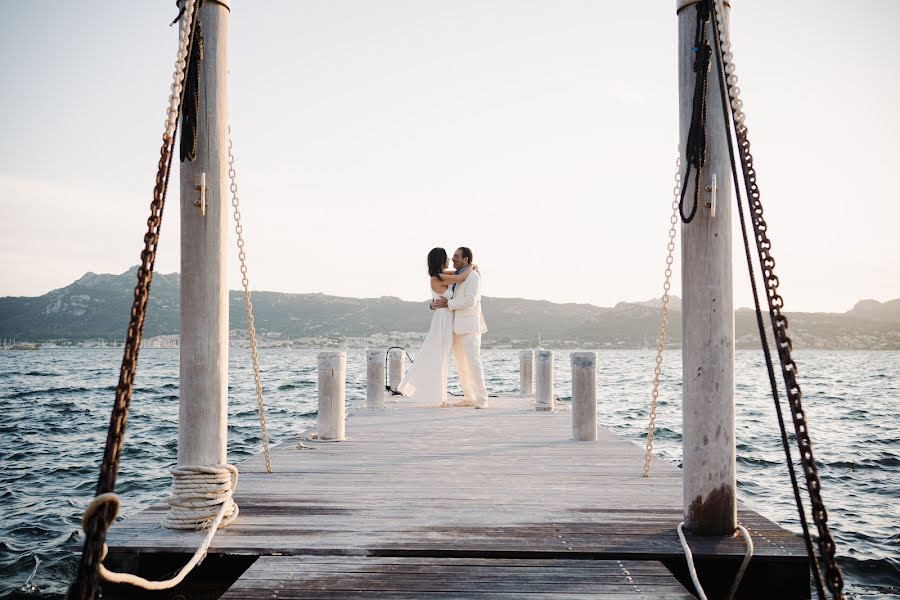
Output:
[427, 248, 448, 280]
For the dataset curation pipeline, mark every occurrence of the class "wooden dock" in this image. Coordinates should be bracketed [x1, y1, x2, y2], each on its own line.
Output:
[102, 396, 810, 599]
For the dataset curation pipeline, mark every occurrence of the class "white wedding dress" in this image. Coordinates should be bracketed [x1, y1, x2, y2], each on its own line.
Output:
[396, 288, 453, 405]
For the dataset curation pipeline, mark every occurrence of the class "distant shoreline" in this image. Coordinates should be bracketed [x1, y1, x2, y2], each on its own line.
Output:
[4, 343, 899, 352]
[3, 268, 899, 351]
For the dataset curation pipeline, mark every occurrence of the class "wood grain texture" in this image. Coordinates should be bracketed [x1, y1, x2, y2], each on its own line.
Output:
[105, 396, 805, 568]
[678, 0, 737, 534]
[177, 0, 230, 468]
[221, 556, 696, 599]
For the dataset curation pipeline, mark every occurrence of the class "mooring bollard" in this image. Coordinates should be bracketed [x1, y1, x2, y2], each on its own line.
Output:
[571, 352, 597, 441]
[519, 350, 534, 396]
[388, 348, 405, 393]
[535, 349, 554, 411]
[367, 349, 385, 409]
[317, 351, 346, 440]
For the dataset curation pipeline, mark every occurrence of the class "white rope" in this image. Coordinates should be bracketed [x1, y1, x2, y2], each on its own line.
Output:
[163, 464, 240, 529]
[82, 464, 239, 591]
[677, 522, 754, 600]
[726, 525, 754, 600]
[76, 0, 244, 592]
[677, 522, 708, 600]
[163, 0, 196, 144]
[707, 4, 758, 591]
[712, 0, 745, 134]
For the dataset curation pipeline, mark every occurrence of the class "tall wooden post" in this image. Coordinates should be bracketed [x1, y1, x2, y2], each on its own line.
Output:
[535, 350, 554, 411]
[318, 351, 347, 441]
[571, 352, 597, 441]
[367, 349, 386, 409]
[178, 0, 232, 469]
[678, 0, 736, 535]
[388, 348, 405, 392]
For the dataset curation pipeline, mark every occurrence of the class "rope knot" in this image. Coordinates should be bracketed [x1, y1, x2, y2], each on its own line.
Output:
[164, 464, 239, 530]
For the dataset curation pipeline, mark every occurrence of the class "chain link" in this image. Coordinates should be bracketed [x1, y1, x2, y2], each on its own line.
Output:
[71, 3, 199, 598]
[227, 128, 272, 475]
[711, 1, 843, 596]
[644, 157, 681, 478]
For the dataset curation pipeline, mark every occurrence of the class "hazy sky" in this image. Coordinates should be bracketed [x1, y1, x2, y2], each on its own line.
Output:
[1, 1, 898, 312]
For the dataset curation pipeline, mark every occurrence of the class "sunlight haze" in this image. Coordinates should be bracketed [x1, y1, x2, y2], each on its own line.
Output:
[1, 0, 898, 313]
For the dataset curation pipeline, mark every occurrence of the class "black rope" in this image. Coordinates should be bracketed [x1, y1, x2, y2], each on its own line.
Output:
[708, 5, 834, 598]
[679, 0, 713, 223]
[180, 9, 203, 162]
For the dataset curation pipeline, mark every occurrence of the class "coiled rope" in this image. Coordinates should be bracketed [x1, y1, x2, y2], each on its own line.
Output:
[69, 2, 244, 596]
[163, 465, 239, 529]
[81, 464, 237, 591]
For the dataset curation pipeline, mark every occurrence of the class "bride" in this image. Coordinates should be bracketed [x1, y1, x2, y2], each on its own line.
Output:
[396, 247, 476, 406]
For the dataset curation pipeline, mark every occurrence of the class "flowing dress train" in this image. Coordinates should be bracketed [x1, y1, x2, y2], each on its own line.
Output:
[396, 289, 453, 406]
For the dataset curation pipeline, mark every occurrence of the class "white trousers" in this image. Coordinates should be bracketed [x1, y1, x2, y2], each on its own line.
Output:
[453, 332, 488, 405]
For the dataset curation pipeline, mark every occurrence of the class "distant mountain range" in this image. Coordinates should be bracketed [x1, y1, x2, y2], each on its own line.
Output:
[1, 267, 899, 349]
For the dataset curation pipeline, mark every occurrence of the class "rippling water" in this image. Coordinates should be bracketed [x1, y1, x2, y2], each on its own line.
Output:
[0, 348, 897, 598]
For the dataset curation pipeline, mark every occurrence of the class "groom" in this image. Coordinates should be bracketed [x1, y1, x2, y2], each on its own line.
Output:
[432, 247, 489, 408]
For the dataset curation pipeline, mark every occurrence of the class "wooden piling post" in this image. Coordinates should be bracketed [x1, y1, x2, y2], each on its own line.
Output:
[317, 351, 346, 440]
[367, 349, 385, 409]
[571, 352, 597, 441]
[535, 350, 554, 411]
[678, 0, 736, 535]
[388, 348, 405, 393]
[519, 350, 534, 396]
[177, 0, 232, 470]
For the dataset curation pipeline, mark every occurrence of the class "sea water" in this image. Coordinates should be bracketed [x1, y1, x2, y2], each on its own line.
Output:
[0, 348, 897, 598]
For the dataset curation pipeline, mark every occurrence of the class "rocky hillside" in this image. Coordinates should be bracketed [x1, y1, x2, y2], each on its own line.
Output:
[1, 268, 899, 349]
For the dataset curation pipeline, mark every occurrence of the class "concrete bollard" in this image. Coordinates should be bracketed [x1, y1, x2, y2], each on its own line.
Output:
[519, 350, 534, 397]
[317, 351, 346, 440]
[571, 352, 597, 441]
[535, 349, 554, 411]
[367, 349, 386, 409]
[388, 348, 405, 393]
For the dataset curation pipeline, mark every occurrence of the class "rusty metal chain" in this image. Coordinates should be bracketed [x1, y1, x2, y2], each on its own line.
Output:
[710, 2, 843, 597]
[644, 157, 681, 478]
[227, 128, 272, 474]
[70, 3, 199, 599]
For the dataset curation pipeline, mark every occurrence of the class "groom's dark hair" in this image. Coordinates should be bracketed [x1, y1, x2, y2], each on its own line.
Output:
[458, 247, 473, 265]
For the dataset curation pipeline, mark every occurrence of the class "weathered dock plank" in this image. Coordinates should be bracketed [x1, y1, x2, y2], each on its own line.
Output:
[102, 396, 810, 597]
[221, 556, 696, 599]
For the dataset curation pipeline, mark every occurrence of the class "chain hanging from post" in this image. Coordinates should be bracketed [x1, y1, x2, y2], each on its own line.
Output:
[644, 157, 681, 478]
[227, 128, 272, 475]
[69, 2, 200, 598]
[709, 1, 843, 597]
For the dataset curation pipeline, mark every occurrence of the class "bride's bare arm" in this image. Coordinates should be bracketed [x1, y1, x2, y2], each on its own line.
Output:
[436, 265, 479, 284]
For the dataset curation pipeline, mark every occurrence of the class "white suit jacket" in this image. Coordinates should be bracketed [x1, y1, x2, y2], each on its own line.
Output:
[447, 269, 488, 335]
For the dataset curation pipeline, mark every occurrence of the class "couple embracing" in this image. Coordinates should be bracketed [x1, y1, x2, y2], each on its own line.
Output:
[397, 247, 489, 409]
